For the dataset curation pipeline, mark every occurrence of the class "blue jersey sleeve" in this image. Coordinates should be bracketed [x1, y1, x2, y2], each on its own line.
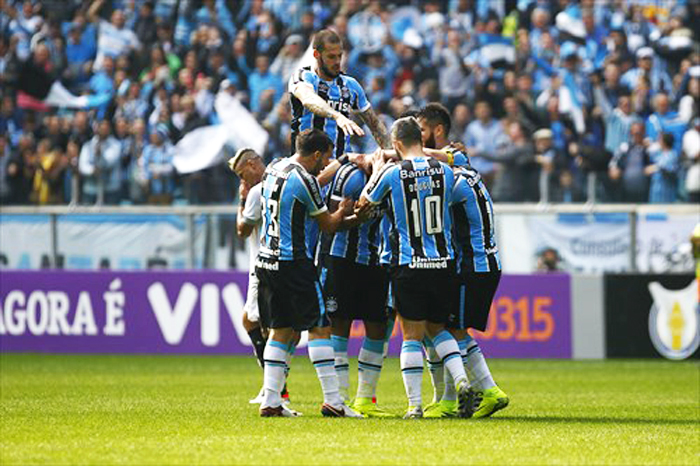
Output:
[451, 149, 470, 168]
[331, 165, 365, 202]
[293, 170, 327, 216]
[363, 163, 395, 204]
[288, 67, 318, 93]
[452, 174, 468, 204]
[347, 77, 370, 112]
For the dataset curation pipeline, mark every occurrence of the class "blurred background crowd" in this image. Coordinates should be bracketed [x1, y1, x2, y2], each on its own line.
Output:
[0, 0, 698, 206]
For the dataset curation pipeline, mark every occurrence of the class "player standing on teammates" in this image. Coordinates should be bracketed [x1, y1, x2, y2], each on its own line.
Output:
[356, 117, 480, 419]
[228, 148, 299, 414]
[289, 29, 391, 155]
[416, 103, 509, 419]
[256, 128, 362, 418]
[320, 156, 396, 418]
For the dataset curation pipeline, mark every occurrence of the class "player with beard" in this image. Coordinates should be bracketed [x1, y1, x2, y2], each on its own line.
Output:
[416, 103, 510, 419]
[256, 128, 362, 418]
[289, 29, 391, 157]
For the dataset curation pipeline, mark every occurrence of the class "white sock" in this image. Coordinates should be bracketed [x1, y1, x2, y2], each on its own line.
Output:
[423, 337, 444, 402]
[463, 335, 496, 391]
[433, 330, 468, 387]
[357, 337, 384, 399]
[442, 365, 457, 401]
[331, 335, 350, 397]
[309, 338, 343, 407]
[261, 340, 288, 408]
[400, 340, 424, 408]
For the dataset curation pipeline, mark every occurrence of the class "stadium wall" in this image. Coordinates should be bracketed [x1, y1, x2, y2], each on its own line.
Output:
[1, 270, 697, 360]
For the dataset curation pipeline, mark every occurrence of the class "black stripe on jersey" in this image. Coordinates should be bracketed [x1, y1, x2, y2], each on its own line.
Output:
[364, 162, 394, 198]
[334, 77, 348, 158]
[451, 201, 475, 272]
[427, 158, 449, 258]
[367, 216, 381, 265]
[475, 184, 498, 272]
[295, 166, 325, 211]
[332, 164, 358, 199]
[400, 160, 425, 258]
[267, 173, 288, 254]
[313, 82, 330, 131]
[291, 200, 307, 260]
[387, 197, 400, 267]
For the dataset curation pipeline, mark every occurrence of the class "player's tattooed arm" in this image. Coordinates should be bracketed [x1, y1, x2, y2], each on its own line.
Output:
[292, 83, 365, 137]
[359, 107, 391, 149]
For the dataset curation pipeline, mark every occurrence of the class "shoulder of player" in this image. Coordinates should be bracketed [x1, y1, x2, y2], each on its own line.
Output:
[338, 74, 365, 91]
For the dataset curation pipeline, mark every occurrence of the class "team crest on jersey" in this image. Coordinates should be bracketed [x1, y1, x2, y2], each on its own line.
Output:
[648, 280, 699, 360]
[318, 81, 330, 94]
[341, 86, 350, 100]
[325, 297, 338, 314]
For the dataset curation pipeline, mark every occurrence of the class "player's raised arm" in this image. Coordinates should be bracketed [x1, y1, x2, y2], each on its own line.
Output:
[358, 107, 391, 149]
[292, 83, 364, 137]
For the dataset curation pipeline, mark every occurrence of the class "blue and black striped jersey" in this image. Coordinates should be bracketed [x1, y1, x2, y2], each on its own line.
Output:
[322, 164, 385, 266]
[364, 157, 455, 267]
[258, 158, 327, 262]
[289, 66, 370, 159]
[451, 167, 501, 272]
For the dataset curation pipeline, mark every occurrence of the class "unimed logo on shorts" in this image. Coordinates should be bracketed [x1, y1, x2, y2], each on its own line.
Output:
[147, 282, 250, 347]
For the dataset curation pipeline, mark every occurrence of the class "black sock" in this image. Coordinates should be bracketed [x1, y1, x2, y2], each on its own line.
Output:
[247, 327, 266, 368]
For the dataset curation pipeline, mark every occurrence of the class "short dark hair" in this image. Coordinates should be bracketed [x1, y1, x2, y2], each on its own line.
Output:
[313, 29, 342, 52]
[296, 128, 334, 156]
[417, 103, 451, 136]
[391, 117, 423, 148]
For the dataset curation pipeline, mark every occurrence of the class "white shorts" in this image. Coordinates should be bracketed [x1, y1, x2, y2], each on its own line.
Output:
[244, 271, 260, 322]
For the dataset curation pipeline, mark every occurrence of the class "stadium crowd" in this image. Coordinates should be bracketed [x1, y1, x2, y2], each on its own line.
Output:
[0, 0, 698, 206]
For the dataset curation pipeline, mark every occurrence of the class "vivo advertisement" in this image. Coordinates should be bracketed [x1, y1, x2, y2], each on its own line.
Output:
[0, 271, 571, 358]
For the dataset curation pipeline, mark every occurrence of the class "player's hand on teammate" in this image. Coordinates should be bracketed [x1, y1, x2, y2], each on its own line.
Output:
[335, 114, 365, 137]
[338, 197, 355, 216]
[448, 141, 468, 155]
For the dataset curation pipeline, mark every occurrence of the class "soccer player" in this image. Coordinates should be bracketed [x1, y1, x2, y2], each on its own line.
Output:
[416, 103, 510, 419]
[289, 29, 391, 156]
[256, 128, 361, 418]
[229, 148, 297, 413]
[320, 155, 395, 418]
[356, 117, 479, 419]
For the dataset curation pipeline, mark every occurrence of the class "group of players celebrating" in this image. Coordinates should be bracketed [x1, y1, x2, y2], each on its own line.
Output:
[229, 29, 509, 419]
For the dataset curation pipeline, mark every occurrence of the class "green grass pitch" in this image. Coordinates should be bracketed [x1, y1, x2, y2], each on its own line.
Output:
[1, 354, 698, 465]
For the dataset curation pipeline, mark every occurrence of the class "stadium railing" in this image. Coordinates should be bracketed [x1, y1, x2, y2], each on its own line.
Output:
[1, 203, 697, 271]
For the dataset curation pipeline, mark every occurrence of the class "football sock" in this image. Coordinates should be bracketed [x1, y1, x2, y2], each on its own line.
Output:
[433, 330, 468, 387]
[331, 335, 350, 396]
[309, 339, 343, 406]
[281, 340, 296, 398]
[247, 327, 266, 369]
[357, 337, 384, 399]
[382, 313, 395, 358]
[423, 337, 444, 402]
[441, 338, 467, 401]
[261, 340, 287, 408]
[400, 340, 424, 408]
[463, 335, 496, 391]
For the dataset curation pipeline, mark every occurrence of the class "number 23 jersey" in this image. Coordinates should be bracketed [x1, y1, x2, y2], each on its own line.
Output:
[258, 158, 327, 262]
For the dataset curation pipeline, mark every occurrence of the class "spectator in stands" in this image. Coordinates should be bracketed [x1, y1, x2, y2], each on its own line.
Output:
[133, 1, 157, 48]
[609, 121, 652, 203]
[143, 124, 175, 204]
[465, 100, 503, 184]
[64, 22, 96, 89]
[433, 29, 470, 111]
[270, 34, 304, 84]
[477, 121, 538, 202]
[648, 132, 680, 204]
[684, 118, 700, 203]
[0, 135, 15, 204]
[87, 0, 140, 71]
[646, 92, 687, 154]
[247, 54, 283, 115]
[621, 47, 673, 96]
[79, 119, 122, 205]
